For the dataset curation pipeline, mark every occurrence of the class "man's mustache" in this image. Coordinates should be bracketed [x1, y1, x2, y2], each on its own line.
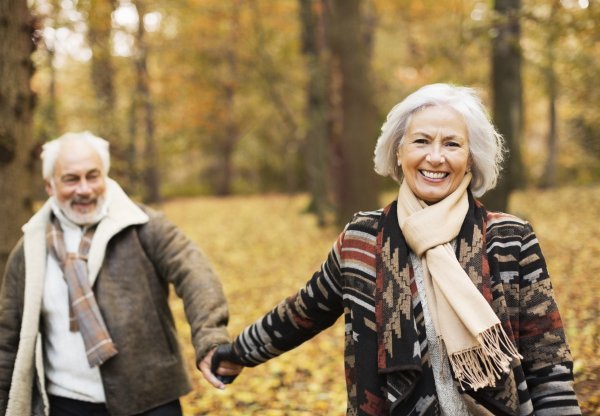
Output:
[71, 196, 97, 204]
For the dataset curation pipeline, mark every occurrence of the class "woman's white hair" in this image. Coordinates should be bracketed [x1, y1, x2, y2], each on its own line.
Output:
[41, 131, 111, 180]
[373, 83, 505, 198]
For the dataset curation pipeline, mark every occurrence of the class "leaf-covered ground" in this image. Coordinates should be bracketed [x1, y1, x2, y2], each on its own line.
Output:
[163, 186, 599, 415]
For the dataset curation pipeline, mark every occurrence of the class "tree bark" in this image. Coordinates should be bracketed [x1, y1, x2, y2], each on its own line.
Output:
[248, 1, 303, 194]
[0, 0, 36, 278]
[299, 0, 330, 225]
[483, 0, 524, 212]
[87, 0, 119, 144]
[215, 0, 241, 196]
[540, 2, 559, 189]
[329, 0, 379, 224]
[132, 0, 161, 203]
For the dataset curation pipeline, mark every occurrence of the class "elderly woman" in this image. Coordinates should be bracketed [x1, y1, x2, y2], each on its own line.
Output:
[201, 84, 580, 415]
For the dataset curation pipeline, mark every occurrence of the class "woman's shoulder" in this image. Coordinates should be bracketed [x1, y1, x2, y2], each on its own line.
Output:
[482, 207, 536, 242]
[485, 210, 528, 227]
[347, 206, 388, 232]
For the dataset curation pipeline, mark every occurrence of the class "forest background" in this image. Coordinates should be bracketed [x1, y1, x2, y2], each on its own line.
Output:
[0, 0, 598, 414]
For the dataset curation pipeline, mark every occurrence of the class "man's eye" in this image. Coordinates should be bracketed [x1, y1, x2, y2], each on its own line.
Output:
[63, 177, 78, 184]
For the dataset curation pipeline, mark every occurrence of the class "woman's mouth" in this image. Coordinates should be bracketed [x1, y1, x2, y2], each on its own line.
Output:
[420, 170, 448, 180]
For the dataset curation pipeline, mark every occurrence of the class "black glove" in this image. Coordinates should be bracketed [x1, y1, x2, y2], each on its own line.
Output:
[210, 343, 242, 385]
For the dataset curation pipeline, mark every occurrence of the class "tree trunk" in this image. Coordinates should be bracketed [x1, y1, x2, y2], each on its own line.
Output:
[0, 0, 36, 278]
[133, 0, 161, 203]
[329, 0, 379, 224]
[540, 3, 559, 189]
[248, 1, 303, 194]
[299, 0, 330, 225]
[39, 36, 59, 143]
[87, 0, 119, 144]
[126, 88, 139, 197]
[215, 1, 241, 196]
[483, 0, 524, 212]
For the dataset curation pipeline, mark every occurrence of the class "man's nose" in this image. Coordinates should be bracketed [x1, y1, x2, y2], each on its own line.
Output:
[76, 179, 92, 194]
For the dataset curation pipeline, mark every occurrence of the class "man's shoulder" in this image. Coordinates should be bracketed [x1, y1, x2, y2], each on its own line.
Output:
[132, 203, 168, 224]
[4, 237, 26, 280]
[129, 203, 180, 241]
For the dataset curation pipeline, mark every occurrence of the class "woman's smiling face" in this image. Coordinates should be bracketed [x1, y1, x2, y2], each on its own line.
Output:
[397, 105, 471, 204]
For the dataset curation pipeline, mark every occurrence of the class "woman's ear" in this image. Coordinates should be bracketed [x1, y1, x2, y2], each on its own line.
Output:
[396, 141, 403, 166]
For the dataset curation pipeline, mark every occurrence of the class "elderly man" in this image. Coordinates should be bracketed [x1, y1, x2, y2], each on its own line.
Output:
[0, 132, 232, 415]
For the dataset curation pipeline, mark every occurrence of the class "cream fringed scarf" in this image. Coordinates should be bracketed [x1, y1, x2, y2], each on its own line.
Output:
[396, 173, 521, 390]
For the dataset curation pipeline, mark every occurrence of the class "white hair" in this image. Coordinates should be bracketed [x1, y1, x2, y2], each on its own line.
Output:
[41, 131, 111, 180]
[373, 83, 505, 198]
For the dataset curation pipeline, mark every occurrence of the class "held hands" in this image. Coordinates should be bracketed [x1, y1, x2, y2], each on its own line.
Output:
[199, 344, 244, 390]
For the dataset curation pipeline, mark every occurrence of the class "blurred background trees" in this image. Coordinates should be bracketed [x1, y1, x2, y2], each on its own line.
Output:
[1, 0, 599, 265]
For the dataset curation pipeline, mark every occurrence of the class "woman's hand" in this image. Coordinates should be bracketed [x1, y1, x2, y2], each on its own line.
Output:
[199, 345, 244, 390]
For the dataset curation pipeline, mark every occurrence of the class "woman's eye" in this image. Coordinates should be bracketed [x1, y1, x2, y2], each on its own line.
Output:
[446, 141, 461, 147]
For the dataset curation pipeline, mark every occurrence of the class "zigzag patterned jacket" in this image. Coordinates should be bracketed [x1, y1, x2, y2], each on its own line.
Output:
[232, 195, 580, 415]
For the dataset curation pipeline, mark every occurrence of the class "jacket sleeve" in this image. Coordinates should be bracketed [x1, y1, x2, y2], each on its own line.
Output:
[0, 242, 25, 415]
[516, 223, 581, 415]
[138, 211, 230, 365]
[231, 230, 346, 366]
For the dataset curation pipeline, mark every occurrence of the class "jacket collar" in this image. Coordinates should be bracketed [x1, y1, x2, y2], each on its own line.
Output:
[23, 178, 149, 286]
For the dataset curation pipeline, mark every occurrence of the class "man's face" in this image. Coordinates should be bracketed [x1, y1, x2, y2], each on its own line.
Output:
[46, 140, 107, 225]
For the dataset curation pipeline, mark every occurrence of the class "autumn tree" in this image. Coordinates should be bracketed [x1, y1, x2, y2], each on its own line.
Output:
[539, 0, 560, 189]
[84, 0, 120, 145]
[0, 0, 36, 277]
[214, 0, 241, 196]
[131, 0, 161, 203]
[36, 0, 61, 146]
[329, 0, 379, 224]
[564, 2, 600, 182]
[249, 1, 304, 193]
[299, 0, 331, 224]
[483, 0, 524, 212]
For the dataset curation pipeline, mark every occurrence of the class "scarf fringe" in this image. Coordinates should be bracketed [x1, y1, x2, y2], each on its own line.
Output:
[448, 324, 522, 391]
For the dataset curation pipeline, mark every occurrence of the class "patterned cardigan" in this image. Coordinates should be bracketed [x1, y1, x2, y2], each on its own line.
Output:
[232, 198, 580, 415]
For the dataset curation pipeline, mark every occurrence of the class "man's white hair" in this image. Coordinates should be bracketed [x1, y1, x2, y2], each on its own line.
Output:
[373, 83, 505, 198]
[41, 131, 111, 180]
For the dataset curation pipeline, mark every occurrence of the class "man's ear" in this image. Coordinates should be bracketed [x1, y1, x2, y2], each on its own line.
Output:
[45, 179, 54, 197]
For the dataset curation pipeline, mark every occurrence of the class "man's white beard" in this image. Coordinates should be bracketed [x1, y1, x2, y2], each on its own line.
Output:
[55, 194, 108, 226]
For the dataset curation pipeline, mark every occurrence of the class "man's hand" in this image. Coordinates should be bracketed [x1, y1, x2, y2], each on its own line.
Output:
[199, 346, 243, 390]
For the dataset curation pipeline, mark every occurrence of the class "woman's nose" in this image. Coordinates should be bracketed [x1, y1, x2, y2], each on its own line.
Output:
[426, 144, 445, 164]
